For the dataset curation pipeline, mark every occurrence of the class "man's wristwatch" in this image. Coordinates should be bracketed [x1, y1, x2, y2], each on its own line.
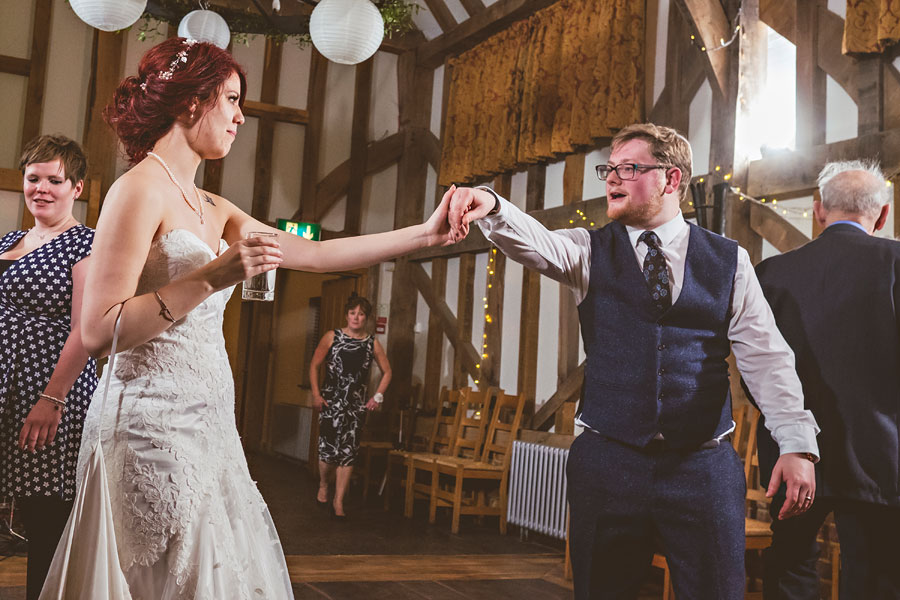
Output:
[799, 452, 817, 463]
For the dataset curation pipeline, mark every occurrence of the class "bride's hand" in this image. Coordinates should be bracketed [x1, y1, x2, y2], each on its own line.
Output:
[204, 236, 283, 291]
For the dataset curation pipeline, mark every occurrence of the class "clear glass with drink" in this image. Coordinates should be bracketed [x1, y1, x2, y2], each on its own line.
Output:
[241, 231, 278, 301]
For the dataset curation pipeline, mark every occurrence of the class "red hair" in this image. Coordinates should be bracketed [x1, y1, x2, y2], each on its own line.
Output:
[105, 38, 247, 164]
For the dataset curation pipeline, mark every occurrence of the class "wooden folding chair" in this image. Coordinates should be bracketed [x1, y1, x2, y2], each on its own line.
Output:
[383, 387, 459, 510]
[405, 386, 498, 520]
[429, 390, 526, 534]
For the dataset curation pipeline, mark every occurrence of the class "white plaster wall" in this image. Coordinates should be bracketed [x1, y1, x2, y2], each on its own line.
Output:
[535, 278, 561, 408]
[278, 42, 311, 109]
[826, 75, 857, 144]
[430, 65, 445, 138]
[411, 0, 443, 41]
[361, 163, 398, 234]
[827, 0, 846, 18]
[231, 40, 266, 102]
[688, 79, 712, 177]
[221, 116, 259, 214]
[583, 147, 611, 200]
[370, 52, 399, 141]
[653, 0, 670, 108]
[269, 121, 305, 222]
[0, 0, 34, 57]
[0, 191, 24, 235]
[0, 75, 27, 168]
[444, 0, 469, 23]
[42, 0, 93, 142]
[320, 61, 354, 184]
[424, 163, 438, 222]
[544, 160, 565, 208]
[499, 259, 523, 395]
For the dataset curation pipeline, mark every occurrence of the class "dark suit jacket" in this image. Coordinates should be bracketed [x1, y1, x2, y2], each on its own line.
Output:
[753, 223, 900, 507]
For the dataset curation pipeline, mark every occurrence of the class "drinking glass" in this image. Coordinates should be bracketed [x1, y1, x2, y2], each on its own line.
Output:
[241, 231, 278, 301]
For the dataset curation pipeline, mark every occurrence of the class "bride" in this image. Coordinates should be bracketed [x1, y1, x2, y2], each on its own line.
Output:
[54, 38, 457, 599]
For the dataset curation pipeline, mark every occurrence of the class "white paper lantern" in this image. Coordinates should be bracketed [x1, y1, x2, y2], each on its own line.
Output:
[69, 0, 147, 32]
[310, 0, 385, 65]
[178, 10, 231, 49]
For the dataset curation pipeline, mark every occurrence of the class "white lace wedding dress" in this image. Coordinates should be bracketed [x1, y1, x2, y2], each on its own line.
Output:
[75, 230, 294, 599]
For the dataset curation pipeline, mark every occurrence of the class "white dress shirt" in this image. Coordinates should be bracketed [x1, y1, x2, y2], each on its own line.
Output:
[477, 192, 820, 457]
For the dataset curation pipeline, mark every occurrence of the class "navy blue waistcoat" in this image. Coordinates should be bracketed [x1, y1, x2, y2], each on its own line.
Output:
[577, 221, 738, 448]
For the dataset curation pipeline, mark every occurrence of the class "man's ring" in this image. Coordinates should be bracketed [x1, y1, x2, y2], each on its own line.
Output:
[804, 495, 812, 501]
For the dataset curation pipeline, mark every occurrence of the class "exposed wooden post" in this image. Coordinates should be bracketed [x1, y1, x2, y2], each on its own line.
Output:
[454, 253, 476, 389]
[518, 164, 545, 418]
[857, 54, 884, 139]
[345, 57, 374, 235]
[795, 0, 826, 148]
[82, 30, 125, 214]
[481, 174, 511, 388]
[423, 258, 448, 410]
[21, 0, 51, 151]
[251, 39, 283, 221]
[299, 49, 328, 222]
[555, 155, 583, 435]
[387, 51, 433, 406]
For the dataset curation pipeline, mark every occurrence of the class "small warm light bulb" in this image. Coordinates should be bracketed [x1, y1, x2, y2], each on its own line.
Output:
[482, 353, 488, 359]
[483, 297, 487, 301]
[569, 219, 574, 224]
[715, 165, 721, 172]
[475, 363, 480, 369]
[772, 199, 778, 205]
[887, 180, 893, 187]
[761, 198, 766, 203]
[690, 34, 695, 40]
[699, 177, 705, 183]
[590, 222, 595, 226]
[782, 209, 787, 215]
[474, 379, 480, 384]
[724, 173, 732, 181]
[484, 304, 488, 309]
[483, 334, 487, 339]
[701, 46, 706, 51]
[803, 211, 808, 218]
[489, 270, 494, 275]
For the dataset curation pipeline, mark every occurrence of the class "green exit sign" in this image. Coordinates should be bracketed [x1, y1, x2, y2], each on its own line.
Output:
[277, 219, 321, 241]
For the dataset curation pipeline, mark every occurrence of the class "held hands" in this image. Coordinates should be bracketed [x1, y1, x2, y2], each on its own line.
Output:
[19, 399, 62, 453]
[767, 452, 816, 519]
[206, 235, 283, 291]
[447, 186, 496, 239]
[424, 184, 465, 246]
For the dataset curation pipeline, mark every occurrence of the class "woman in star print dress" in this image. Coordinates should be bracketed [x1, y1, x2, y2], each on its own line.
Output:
[0, 135, 97, 600]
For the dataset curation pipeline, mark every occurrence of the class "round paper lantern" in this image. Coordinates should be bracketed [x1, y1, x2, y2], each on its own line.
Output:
[69, 0, 147, 32]
[177, 10, 231, 49]
[310, 0, 384, 65]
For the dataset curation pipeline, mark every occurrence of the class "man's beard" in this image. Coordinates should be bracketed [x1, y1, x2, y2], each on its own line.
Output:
[607, 191, 666, 226]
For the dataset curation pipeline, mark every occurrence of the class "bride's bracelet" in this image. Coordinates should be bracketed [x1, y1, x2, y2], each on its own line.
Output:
[39, 393, 66, 413]
[154, 291, 177, 323]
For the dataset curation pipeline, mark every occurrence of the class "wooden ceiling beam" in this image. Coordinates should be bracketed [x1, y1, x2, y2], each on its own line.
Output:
[457, 0, 486, 17]
[242, 100, 308, 124]
[423, 0, 458, 32]
[0, 55, 30, 76]
[745, 127, 900, 197]
[416, 0, 558, 69]
[672, 0, 731, 98]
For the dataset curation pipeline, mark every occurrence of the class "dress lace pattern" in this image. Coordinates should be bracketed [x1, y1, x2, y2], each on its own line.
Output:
[77, 229, 294, 599]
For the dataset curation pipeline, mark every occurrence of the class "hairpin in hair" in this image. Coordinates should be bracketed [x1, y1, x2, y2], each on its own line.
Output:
[158, 38, 198, 81]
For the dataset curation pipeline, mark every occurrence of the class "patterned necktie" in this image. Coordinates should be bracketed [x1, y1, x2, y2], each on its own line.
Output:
[638, 231, 671, 313]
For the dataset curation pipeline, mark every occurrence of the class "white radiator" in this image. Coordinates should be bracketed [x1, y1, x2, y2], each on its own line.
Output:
[506, 441, 569, 540]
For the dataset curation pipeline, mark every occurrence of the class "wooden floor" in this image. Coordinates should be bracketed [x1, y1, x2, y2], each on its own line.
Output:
[0, 453, 665, 599]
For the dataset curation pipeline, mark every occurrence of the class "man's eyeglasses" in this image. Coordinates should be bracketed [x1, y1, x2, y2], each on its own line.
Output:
[595, 163, 672, 181]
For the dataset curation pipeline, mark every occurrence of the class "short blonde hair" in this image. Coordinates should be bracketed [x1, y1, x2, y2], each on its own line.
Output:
[611, 123, 692, 199]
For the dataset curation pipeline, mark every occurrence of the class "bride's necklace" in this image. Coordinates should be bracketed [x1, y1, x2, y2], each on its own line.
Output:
[29, 216, 76, 241]
[147, 151, 204, 225]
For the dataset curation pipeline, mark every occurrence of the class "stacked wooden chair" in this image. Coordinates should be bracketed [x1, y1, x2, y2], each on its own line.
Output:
[383, 386, 460, 511]
[428, 390, 527, 534]
[404, 386, 498, 519]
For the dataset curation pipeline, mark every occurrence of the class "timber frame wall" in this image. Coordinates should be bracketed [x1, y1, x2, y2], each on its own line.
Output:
[380, 0, 900, 437]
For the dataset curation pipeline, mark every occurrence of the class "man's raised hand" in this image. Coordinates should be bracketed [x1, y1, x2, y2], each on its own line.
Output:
[447, 186, 497, 238]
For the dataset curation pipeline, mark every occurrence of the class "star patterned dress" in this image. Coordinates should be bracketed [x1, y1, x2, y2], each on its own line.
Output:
[0, 225, 97, 501]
